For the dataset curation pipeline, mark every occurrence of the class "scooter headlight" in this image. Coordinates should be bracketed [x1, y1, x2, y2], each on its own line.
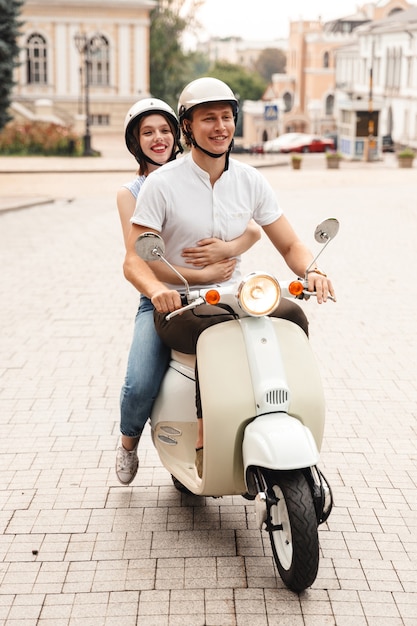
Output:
[237, 272, 281, 316]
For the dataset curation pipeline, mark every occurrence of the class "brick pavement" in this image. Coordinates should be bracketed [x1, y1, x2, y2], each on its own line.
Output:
[0, 143, 416, 625]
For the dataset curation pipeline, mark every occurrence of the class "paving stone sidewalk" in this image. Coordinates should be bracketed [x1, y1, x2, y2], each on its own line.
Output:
[0, 133, 286, 214]
[0, 143, 416, 625]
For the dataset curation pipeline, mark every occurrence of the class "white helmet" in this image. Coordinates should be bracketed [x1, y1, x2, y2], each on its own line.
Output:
[178, 77, 239, 123]
[124, 97, 181, 162]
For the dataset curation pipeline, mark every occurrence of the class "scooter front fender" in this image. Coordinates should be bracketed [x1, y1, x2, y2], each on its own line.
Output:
[242, 413, 320, 474]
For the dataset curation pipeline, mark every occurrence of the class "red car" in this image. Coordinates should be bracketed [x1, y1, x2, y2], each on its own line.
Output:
[280, 134, 335, 153]
[249, 143, 264, 154]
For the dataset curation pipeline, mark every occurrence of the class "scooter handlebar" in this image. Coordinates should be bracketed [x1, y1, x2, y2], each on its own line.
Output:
[165, 296, 206, 320]
[164, 277, 334, 321]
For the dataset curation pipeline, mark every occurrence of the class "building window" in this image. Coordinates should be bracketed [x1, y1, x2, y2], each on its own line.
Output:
[341, 110, 351, 124]
[26, 33, 47, 84]
[406, 57, 412, 89]
[90, 35, 110, 86]
[283, 92, 293, 112]
[323, 51, 330, 68]
[325, 94, 334, 115]
[362, 58, 367, 84]
[374, 56, 380, 86]
[90, 114, 110, 126]
[386, 47, 402, 90]
[403, 109, 409, 140]
[394, 48, 402, 89]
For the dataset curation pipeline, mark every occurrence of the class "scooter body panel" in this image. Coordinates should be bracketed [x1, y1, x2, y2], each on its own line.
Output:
[151, 314, 325, 497]
[151, 360, 200, 490]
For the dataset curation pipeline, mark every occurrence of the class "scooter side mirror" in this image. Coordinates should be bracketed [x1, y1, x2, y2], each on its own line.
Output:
[305, 218, 340, 276]
[314, 218, 339, 244]
[134, 232, 165, 261]
[134, 231, 191, 296]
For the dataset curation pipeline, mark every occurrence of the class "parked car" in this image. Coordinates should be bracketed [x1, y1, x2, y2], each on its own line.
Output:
[324, 132, 338, 151]
[231, 143, 250, 154]
[263, 133, 304, 153]
[382, 134, 394, 152]
[279, 133, 335, 153]
[249, 143, 264, 154]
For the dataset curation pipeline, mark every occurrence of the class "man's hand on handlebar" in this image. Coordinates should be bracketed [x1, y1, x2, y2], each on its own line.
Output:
[306, 272, 336, 304]
[151, 288, 182, 313]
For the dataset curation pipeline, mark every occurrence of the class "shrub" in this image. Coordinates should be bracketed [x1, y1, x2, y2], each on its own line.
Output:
[397, 147, 415, 159]
[0, 120, 81, 156]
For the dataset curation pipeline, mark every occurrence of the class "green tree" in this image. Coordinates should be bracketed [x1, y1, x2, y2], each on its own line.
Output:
[210, 61, 267, 102]
[209, 61, 267, 135]
[150, 0, 205, 108]
[254, 48, 286, 82]
[149, 2, 267, 137]
[0, 0, 23, 131]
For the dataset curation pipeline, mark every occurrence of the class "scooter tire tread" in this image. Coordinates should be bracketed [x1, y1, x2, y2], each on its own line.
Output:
[266, 470, 319, 592]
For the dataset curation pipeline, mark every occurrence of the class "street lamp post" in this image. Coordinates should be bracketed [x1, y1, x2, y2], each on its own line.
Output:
[74, 32, 101, 156]
[365, 38, 376, 162]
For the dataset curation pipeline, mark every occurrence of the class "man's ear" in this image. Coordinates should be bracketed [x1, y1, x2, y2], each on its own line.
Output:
[182, 120, 193, 144]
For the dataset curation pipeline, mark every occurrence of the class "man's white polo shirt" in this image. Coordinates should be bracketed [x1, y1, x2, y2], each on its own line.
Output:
[131, 153, 283, 289]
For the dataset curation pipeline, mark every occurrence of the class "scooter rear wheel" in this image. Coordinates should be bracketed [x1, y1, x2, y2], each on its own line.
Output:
[171, 474, 193, 495]
[264, 470, 319, 592]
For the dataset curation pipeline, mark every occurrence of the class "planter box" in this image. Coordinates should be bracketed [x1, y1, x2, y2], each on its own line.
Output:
[326, 157, 340, 169]
[398, 157, 414, 168]
[291, 159, 302, 170]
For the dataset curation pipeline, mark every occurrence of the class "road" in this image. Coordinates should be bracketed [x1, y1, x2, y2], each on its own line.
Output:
[0, 145, 416, 625]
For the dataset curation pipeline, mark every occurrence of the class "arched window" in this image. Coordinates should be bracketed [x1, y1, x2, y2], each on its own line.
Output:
[388, 8, 404, 17]
[323, 51, 330, 68]
[90, 35, 110, 86]
[283, 92, 293, 113]
[325, 94, 334, 115]
[26, 33, 47, 84]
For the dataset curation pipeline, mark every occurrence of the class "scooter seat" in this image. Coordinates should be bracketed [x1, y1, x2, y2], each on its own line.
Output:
[171, 350, 196, 369]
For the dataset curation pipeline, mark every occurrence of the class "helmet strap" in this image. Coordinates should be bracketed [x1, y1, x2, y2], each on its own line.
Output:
[139, 142, 183, 168]
[185, 128, 232, 171]
[142, 154, 166, 168]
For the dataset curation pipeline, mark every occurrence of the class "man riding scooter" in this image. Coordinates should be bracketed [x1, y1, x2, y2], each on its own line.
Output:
[123, 77, 335, 477]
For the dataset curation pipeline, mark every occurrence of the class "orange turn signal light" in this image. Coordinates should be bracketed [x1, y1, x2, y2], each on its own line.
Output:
[288, 281, 305, 297]
[205, 289, 221, 305]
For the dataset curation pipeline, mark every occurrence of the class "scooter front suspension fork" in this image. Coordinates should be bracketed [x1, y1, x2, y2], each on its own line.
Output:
[248, 466, 333, 529]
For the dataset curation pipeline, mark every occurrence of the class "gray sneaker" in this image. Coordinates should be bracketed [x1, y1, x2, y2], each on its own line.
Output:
[115, 440, 139, 485]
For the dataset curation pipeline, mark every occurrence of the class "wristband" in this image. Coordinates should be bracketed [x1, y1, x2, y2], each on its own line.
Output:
[307, 267, 327, 277]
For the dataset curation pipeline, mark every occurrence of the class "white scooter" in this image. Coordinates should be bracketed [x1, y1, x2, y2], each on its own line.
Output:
[135, 218, 339, 592]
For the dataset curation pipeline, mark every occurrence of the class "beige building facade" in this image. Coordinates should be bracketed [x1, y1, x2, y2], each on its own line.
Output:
[243, 0, 413, 146]
[12, 0, 156, 134]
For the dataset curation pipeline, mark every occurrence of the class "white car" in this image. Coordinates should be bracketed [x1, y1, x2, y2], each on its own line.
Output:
[263, 133, 304, 153]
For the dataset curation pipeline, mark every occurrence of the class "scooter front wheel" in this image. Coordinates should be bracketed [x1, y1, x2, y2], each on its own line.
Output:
[264, 470, 319, 592]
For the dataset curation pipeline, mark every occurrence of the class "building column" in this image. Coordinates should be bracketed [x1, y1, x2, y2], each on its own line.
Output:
[134, 21, 150, 98]
[118, 24, 130, 97]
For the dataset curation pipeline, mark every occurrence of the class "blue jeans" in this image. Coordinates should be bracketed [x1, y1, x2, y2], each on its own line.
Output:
[120, 296, 170, 438]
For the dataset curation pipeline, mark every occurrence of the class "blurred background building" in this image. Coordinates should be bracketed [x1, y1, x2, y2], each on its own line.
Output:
[242, 0, 416, 156]
[9, 0, 417, 157]
[12, 0, 155, 135]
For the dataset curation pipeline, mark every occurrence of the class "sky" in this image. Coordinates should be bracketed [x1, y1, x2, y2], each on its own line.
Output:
[191, 0, 366, 42]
